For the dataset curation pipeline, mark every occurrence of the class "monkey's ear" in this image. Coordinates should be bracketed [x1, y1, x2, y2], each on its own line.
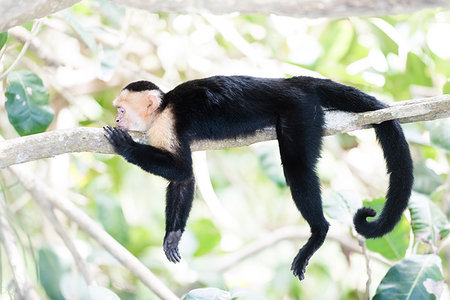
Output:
[145, 91, 162, 116]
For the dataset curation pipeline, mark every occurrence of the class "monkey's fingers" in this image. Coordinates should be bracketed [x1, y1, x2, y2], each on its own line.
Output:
[103, 126, 119, 146]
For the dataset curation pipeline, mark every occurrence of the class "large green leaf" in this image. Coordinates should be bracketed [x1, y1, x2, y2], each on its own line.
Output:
[88, 286, 121, 300]
[412, 163, 443, 195]
[408, 192, 449, 244]
[184, 288, 231, 300]
[38, 247, 68, 300]
[364, 198, 410, 260]
[254, 142, 286, 187]
[406, 52, 433, 87]
[369, 19, 399, 55]
[373, 255, 444, 300]
[5, 70, 54, 136]
[322, 190, 362, 226]
[95, 194, 130, 245]
[191, 218, 221, 256]
[0, 32, 7, 50]
[62, 9, 97, 53]
[430, 119, 450, 153]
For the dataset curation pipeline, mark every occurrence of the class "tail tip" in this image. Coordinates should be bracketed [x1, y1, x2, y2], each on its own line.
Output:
[353, 207, 378, 237]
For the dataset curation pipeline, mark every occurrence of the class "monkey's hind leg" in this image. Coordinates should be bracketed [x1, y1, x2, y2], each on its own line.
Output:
[277, 107, 329, 280]
[163, 177, 195, 263]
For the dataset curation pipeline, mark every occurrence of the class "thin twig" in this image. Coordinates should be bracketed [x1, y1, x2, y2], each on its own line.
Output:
[358, 237, 372, 300]
[30, 189, 95, 285]
[9, 164, 180, 300]
[0, 20, 42, 81]
[0, 202, 40, 300]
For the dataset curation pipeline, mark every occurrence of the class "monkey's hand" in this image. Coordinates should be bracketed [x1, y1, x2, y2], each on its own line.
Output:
[163, 230, 182, 263]
[103, 126, 137, 155]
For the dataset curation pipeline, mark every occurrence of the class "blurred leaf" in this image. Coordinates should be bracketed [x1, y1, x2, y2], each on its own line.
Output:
[95, 0, 125, 28]
[128, 226, 160, 256]
[94, 194, 130, 245]
[430, 119, 450, 153]
[369, 19, 399, 55]
[191, 218, 221, 256]
[60, 273, 89, 300]
[253, 142, 286, 187]
[184, 288, 231, 300]
[38, 247, 68, 300]
[318, 21, 354, 64]
[5, 70, 54, 136]
[409, 192, 449, 244]
[88, 286, 121, 300]
[230, 286, 265, 299]
[373, 255, 444, 300]
[406, 52, 433, 87]
[413, 163, 443, 195]
[443, 82, 450, 94]
[322, 190, 362, 226]
[99, 46, 120, 81]
[62, 9, 97, 53]
[364, 198, 410, 260]
[0, 32, 7, 50]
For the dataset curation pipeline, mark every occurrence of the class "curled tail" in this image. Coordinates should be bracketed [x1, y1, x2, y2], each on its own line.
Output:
[309, 77, 414, 238]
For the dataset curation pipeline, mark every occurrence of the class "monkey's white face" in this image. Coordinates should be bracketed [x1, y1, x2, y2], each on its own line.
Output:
[113, 89, 161, 131]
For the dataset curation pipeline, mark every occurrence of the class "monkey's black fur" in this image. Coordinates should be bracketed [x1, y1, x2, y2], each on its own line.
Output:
[104, 75, 414, 280]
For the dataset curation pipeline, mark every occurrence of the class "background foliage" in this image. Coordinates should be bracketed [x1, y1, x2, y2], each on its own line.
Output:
[0, 0, 449, 299]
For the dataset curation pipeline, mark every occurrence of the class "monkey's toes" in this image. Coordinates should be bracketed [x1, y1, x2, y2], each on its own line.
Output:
[163, 230, 182, 263]
[291, 253, 310, 280]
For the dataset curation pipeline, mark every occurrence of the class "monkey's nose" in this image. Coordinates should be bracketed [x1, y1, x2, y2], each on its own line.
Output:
[115, 118, 120, 124]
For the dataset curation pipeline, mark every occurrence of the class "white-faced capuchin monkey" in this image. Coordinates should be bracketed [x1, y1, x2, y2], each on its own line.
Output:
[104, 75, 413, 280]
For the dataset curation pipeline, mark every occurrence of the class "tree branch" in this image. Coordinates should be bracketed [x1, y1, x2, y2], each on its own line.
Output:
[0, 95, 449, 169]
[1, 0, 449, 32]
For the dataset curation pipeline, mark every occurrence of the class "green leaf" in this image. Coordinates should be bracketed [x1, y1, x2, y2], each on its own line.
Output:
[443, 82, 450, 94]
[99, 45, 120, 81]
[406, 52, 433, 87]
[0, 32, 7, 50]
[88, 286, 121, 300]
[94, 195, 130, 245]
[409, 192, 449, 244]
[364, 198, 410, 260]
[38, 247, 68, 300]
[322, 190, 362, 226]
[369, 19, 399, 55]
[191, 219, 221, 256]
[430, 119, 450, 153]
[374, 255, 444, 300]
[5, 70, 54, 136]
[62, 10, 97, 53]
[254, 142, 286, 187]
[183, 288, 231, 300]
[413, 163, 443, 195]
[95, 0, 125, 28]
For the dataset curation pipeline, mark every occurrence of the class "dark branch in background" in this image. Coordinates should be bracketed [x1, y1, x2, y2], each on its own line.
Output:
[1, 0, 450, 31]
[0, 95, 449, 169]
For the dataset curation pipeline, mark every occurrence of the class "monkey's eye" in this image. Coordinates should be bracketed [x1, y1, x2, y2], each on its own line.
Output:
[118, 107, 125, 114]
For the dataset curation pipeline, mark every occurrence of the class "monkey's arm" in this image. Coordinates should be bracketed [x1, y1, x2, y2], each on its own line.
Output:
[104, 126, 192, 182]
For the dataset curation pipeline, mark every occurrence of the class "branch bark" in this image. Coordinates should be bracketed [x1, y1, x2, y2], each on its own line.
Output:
[1, 95, 449, 169]
[1, 0, 450, 32]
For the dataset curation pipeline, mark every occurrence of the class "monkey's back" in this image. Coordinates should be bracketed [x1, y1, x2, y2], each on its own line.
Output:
[164, 75, 321, 142]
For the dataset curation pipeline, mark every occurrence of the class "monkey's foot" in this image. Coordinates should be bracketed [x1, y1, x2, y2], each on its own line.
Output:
[163, 230, 182, 263]
[290, 251, 311, 280]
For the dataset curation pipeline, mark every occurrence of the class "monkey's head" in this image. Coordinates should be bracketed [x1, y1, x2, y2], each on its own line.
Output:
[113, 81, 163, 131]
